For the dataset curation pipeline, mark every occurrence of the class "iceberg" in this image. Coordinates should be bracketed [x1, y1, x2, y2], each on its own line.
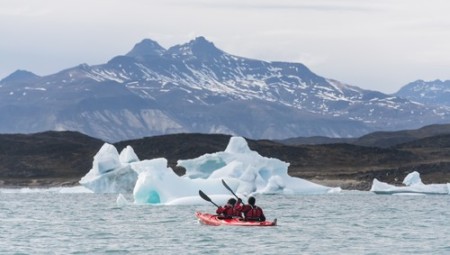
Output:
[370, 171, 449, 195]
[177, 137, 340, 195]
[80, 136, 341, 205]
[79, 144, 138, 193]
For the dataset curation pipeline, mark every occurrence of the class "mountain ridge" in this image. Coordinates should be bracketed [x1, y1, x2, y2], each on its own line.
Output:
[394, 79, 450, 106]
[1, 37, 450, 142]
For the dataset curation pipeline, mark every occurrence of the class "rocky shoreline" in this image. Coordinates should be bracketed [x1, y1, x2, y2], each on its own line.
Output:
[0, 177, 370, 191]
[0, 178, 81, 189]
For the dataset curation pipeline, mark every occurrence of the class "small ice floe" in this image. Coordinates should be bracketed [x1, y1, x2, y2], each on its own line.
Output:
[370, 171, 449, 195]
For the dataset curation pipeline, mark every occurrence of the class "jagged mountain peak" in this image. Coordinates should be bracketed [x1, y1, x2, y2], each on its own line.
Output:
[0, 69, 40, 84]
[167, 36, 224, 59]
[126, 38, 166, 58]
[189, 36, 214, 47]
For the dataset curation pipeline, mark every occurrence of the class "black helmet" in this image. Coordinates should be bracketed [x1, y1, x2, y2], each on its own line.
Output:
[248, 196, 255, 206]
[228, 198, 237, 205]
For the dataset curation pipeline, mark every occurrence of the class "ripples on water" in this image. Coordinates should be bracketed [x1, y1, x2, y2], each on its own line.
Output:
[1, 191, 449, 254]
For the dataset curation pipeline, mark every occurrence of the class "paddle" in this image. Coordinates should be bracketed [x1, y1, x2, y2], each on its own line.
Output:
[221, 179, 242, 203]
[198, 190, 219, 208]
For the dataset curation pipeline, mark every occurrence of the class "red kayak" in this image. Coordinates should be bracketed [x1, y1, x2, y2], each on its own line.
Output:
[195, 212, 277, 226]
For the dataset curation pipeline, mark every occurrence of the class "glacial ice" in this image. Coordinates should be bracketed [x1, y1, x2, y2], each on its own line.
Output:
[79, 136, 341, 205]
[79, 144, 138, 193]
[370, 171, 449, 195]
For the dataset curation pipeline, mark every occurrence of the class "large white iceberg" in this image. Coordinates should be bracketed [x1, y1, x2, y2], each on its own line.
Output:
[370, 171, 450, 195]
[177, 136, 340, 195]
[80, 136, 341, 204]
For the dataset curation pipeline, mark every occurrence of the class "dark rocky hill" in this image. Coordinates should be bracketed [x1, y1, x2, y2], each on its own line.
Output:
[281, 123, 450, 148]
[1, 130, 449, 190]
[0, 131, 103, 187]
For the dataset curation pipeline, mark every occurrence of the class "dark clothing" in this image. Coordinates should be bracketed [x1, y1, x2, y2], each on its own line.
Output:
[241, 204, 266, 221]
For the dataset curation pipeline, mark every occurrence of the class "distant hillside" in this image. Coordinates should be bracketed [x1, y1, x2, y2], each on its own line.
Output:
[395, 79, 450, 106]
[1, 129, 449, 190]
[280, 123, 450, 148]
[0, 131, 103, 186]
[279, 136, 356, 146]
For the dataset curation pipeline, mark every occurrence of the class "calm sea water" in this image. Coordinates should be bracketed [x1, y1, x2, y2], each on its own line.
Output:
[1, 191, 449, 255]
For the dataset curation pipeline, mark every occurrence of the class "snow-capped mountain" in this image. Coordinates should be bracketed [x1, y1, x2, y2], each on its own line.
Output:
[395, 79, 450, 106]
[1, 37, 449, 142]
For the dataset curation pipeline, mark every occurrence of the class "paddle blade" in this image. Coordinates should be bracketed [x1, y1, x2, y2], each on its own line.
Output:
[221, 179, 240, 201]
[221, 179, 233, 192]
[199, 190, 211, 202]
[199, 190, 220, 208]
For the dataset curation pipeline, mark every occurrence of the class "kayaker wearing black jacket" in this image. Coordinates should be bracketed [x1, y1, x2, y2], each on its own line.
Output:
[216, 198, 243, 219]
[241, 196, 266, 221]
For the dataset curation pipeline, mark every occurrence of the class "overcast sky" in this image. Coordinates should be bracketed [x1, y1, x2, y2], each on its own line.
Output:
[1, 0, 450, 93]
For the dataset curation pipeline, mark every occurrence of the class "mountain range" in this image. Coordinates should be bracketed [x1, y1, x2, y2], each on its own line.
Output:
[1, 36, 449, 142]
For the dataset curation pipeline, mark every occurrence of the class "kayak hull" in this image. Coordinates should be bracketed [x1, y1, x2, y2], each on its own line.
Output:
[195, 212, 277, 226]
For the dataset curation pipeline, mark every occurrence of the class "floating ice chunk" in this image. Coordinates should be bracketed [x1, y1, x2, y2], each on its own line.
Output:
[371, 171, 449, 195]
[80, 143, 138, 193]
[402, 171, 423, 186]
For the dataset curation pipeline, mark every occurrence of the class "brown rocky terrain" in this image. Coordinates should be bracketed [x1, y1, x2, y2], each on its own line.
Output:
[1, 127, 450, 190]
[0, 131, 103, 187]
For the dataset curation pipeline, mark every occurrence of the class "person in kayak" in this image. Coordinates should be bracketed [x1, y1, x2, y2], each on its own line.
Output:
[241, 196, 266, 221]
[216, 198, 243, 219]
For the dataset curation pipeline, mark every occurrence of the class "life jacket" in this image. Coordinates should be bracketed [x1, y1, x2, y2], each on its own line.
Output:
[217, 204, 242, 218]
[244, 205, 263, 221]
